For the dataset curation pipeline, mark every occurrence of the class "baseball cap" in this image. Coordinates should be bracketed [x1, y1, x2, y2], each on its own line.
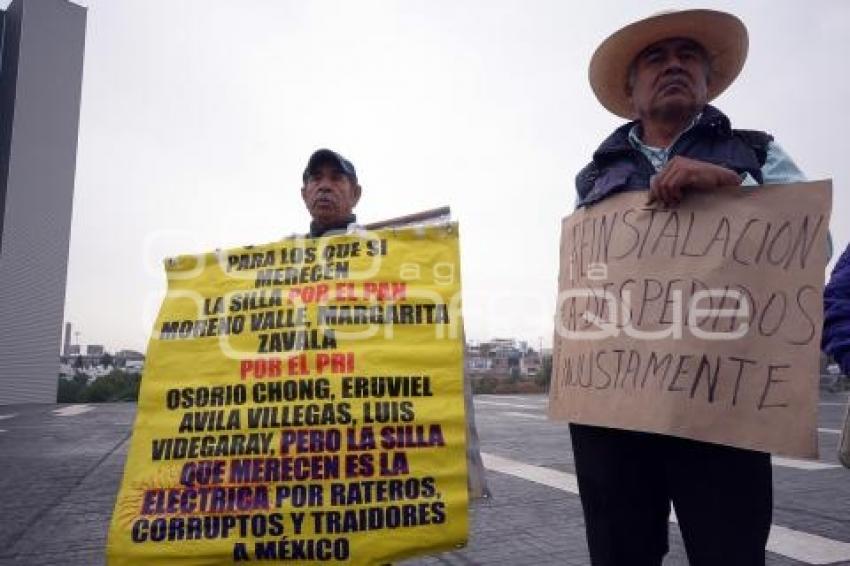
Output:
[302, 148, 358, 183]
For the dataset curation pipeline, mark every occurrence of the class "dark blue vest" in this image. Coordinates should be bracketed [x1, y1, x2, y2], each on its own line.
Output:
[575, 105, 773, 207]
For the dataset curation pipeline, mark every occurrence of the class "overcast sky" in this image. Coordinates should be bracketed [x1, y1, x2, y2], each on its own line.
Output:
[47, 0, 850, 353]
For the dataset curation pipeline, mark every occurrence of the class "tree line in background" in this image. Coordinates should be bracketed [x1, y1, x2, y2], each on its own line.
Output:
[472, 355, 552, 394]
[57, 370, 141, 403]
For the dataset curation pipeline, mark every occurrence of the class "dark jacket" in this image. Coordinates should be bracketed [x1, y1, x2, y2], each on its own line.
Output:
[575, 105, 772, 207]
[308, 214, 357, 238]
[823, 244, 850, 374]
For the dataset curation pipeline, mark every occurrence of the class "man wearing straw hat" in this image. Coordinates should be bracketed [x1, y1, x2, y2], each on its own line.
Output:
[571, 10, 809, 565]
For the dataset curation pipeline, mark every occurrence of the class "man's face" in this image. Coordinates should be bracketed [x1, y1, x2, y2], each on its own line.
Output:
[301, 163, 361, 225]
[628, 37, 710, 122]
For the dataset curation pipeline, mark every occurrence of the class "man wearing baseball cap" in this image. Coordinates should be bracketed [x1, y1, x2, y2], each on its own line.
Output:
[298, 148, 491, 499]
[301, 148, 362, 237]
[571, 10, 809, 565]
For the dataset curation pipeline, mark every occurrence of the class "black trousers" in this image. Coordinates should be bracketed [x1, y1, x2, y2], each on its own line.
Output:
[570, 423, 772, 566]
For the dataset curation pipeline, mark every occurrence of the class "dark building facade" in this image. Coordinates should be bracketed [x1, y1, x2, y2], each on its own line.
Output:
[0, 0, 86, 404]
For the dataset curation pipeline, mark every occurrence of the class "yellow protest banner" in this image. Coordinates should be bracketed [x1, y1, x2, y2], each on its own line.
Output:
[107, 224, 468, 565]
[549, 182, 832, 458]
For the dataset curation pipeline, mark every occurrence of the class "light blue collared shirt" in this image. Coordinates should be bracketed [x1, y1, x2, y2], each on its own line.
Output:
[627, 118, 831, 257]
[627, 117, 806, 185]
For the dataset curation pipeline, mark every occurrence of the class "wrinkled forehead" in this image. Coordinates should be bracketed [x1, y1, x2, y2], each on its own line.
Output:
[634, 37, 709, 64]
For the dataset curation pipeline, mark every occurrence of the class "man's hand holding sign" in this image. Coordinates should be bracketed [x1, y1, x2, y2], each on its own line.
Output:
[647, 155, 744, 206]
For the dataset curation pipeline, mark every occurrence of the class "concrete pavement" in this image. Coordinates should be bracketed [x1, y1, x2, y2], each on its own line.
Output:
[0, 392, 848, 565]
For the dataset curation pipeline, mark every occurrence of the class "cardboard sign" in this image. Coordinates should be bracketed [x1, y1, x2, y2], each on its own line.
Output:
[549, 182, 832, 458]
[107, 225, 468, 565]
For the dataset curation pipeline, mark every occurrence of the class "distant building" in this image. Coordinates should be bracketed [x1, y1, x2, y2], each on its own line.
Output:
[465, 342, 492, 374]
[115, 349, 145, 372]
[466, 338, 539, 378]
[488, 338, 522, 373]
[86, 345, 104, 357]
[63, 322, 72, 356]
[60, 345, 145, 377]
[115, 349, 145, 362]
[521, 351, 542, 376]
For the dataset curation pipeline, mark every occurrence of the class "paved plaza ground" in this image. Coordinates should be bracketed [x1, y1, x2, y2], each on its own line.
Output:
[1, 392, 848, 565]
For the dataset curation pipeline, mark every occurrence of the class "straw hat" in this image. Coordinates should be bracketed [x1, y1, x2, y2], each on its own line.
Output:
[589, 9, 748, 119]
